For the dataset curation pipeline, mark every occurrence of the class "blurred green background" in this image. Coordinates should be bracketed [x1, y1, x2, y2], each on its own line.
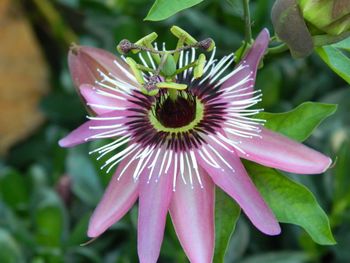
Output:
[1, 0, 350, 262]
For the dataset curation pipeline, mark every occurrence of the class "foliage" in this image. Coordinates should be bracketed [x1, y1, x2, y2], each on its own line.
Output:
[1, 0, 350, 262]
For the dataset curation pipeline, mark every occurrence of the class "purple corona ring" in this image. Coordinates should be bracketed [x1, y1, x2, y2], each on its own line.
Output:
[60, 29, 332, 263]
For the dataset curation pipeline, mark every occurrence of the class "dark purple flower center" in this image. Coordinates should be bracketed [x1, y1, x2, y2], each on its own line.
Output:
[155, 94, 196, 128]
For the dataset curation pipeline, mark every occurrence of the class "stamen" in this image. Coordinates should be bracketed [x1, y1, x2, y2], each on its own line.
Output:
[173, 153, 178, 191]
[184, 152, 194, 189]
[95, 89, 128, 101]
[118, 148, 144, 180]
[147, 51, 157, 69]
[87, 116, 125, 121]
[104, 144, 140, 173]
[89, 135, 129, 154]
[209, 54, 235, 84]
[183, 51, 190, 78]
[189, 150, 203, 188]
[179, 152, 187, 185]
[199, 147, 221, 169]
[86, 103, 126, 111]
[89, 123, 124, 130]
[216, 63, 248, 87]
[135, 147, 156, 180]
[224, 127, 262, 138]
[113, 60, 138, 81]
[138, 53, 153, 75]
[179, 50, 184, 68]
[203, 47, 216, 73]
[147, 148, 161, 183]
[165, 150, 173, 174]
[209, 134, 234, 152]
[88, 129, 128, 140]
[156, 150, 169, 181]
[217, 133, 248, 156]
[208, 144, 234, 171]
[96, 137, 130, 160]
[222, 74, 253, 92]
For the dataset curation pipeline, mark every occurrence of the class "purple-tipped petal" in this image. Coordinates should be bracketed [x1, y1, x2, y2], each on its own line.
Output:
[68, 45, 139, 114]
[58, 110, 129, 147]
[137, 149, 174, 263]
[88, 155, 139, 237]
[196, 144, 280, 235]
[227, 127, 332, 174]
[79, 84, 132, 115]
[221, 29, 270, 99]
[68, 45, 137, 88]
[169, 167, 214, 263]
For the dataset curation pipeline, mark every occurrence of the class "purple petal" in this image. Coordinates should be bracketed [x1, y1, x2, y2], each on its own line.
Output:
[87, 155, 139, 237]
[221, 29, 270, 99]
[196, 142, 280, 235]
[79, 84, 132, 115]
[169, 166, 214, 263]
[137, 149, 174, 263]
[58, 110, 129, 148]
[227, 127, 332, 174]
[68, 45, 137, 88]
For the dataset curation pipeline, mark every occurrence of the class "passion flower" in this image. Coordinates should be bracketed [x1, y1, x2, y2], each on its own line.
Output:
[59, 28, 331, 263]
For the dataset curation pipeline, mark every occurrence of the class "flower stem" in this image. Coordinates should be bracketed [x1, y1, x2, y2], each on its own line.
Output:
[313, 31, 350, 47]
[32, 0, 77, 47]
[168, 89, 178, 101]
[267, 43, 289, 54]
[242, 0, 252, 43]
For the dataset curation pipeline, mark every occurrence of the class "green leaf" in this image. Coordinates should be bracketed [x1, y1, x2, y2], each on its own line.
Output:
[67, 213, 91, 246]
[316, 45, 350, 84]
[240, 251, 309, 263]
[145, 0, 203, 21]
[329, 36, 350, 52]
[213, 188, 241, 263]
[34, 189, 67, 248]
[334, 142, 350, 202]
[258, 102, 337, 142]
[246, 162, 336, 245]
[256, 64, 281, 108]
[331, 141, 350, 225]
[0, 229, 25, 263]
[66, 148, 103, 206]
[0, 169, 29, 211]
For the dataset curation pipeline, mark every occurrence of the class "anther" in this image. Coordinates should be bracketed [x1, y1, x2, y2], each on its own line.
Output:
[117, 39, 134, 54]
[142, 75, 159, 96]
[197, 38, 215, 52]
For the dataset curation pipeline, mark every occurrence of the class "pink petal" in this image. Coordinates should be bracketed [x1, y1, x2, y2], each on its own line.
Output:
[68, 45, 137, 88]
[196, 143, 280, 235]
[221, 29, 270, 99]
[137, 149, 174, 263]
[88, 155, 139, 237]
[79, 84, 132, 115]
[58, 110, 129, 147]
[169, 166, 214, 263]
[227, 127, 332, 174]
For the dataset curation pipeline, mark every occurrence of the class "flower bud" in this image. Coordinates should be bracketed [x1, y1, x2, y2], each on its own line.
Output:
[298, 0, 350, 35]
[271, 0, 314, 58]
